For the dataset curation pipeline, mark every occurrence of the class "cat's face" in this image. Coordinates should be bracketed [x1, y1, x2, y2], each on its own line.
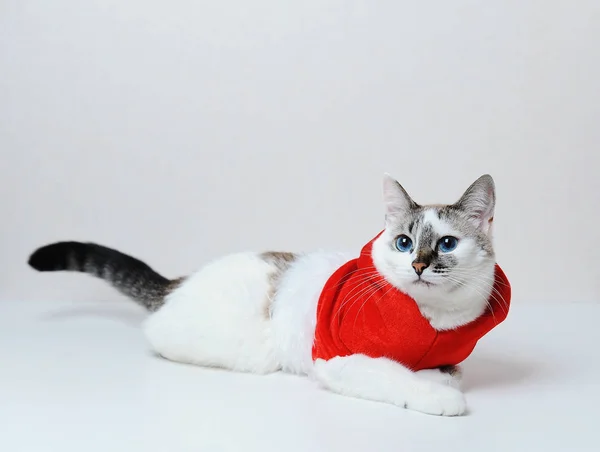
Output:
[372, 174, 497, 313]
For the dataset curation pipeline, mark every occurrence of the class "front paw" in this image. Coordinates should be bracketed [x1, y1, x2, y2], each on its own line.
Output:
[406, 384, 467, 416]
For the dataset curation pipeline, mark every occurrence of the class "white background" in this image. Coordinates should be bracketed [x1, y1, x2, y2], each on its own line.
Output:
[1, 1, 599, 304]
[2, 3, 600, 452]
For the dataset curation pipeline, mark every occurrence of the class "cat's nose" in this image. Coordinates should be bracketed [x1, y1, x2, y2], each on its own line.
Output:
[412, 261, 429, 276]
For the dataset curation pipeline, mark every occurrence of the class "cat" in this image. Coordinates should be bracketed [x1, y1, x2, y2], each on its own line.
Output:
[28, 174, 510, 416]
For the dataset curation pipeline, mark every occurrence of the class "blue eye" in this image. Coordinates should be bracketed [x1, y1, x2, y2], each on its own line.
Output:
[438, 236, 459, 253]
[395, 235, 413, 252]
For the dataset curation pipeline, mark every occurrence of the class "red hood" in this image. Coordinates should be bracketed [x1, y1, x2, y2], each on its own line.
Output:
[312, 232, 511, 370]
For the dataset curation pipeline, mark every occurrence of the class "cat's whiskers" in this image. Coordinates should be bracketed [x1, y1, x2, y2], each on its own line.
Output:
[352, 281, 395, 333]
[442, 274, 507, 323]
[333, 276, 387, 321]
[327, 268, 380, 290]
[344, 282, 389, 321]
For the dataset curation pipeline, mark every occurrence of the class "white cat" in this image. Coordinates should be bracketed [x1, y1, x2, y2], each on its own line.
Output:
[29, 174, 510, 416]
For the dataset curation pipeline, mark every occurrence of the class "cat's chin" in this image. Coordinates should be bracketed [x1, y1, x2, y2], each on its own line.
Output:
[397, 279, 450, 300]
[388, 273, 451, 293]
[411, 279, 436, 288]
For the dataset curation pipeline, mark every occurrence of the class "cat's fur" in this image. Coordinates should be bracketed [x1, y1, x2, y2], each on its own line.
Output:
[28, 174, 498, 416]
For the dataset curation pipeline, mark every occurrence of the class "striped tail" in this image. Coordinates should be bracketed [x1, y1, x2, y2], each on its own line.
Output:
[28, 241, 180, 311]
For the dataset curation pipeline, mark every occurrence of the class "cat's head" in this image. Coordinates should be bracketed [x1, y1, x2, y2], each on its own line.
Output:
[371, 174, 497, 321]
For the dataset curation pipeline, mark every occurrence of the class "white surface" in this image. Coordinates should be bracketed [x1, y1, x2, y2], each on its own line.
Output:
[1, 1, 599, 304]
[1, 300, 598, 452]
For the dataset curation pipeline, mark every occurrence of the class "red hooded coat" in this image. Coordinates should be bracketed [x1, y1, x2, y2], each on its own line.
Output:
[312, 234, 511, 370]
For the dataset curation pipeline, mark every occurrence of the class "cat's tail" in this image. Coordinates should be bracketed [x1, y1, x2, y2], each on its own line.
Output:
[28, 242, 182, 311]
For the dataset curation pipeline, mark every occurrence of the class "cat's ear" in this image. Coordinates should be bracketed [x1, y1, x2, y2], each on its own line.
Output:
[454, 174, 495, 234]
[382, 174, 417, 218]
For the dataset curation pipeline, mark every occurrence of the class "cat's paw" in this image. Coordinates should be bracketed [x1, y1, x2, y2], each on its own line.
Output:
[416, 365, 462, 390]
[406, 383, 467, 416]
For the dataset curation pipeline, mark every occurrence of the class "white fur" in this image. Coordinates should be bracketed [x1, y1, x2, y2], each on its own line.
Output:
[270, 251, 352, 375]
[143, 175, 497, 417]
[314, 355, 466, 416]
[145, 253, 279, 373]
[143, 248, 466, 416]
[422, 209, 455, 236]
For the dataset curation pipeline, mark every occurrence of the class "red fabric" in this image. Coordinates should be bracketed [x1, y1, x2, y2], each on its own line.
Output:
[312, 233, 511, 370]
